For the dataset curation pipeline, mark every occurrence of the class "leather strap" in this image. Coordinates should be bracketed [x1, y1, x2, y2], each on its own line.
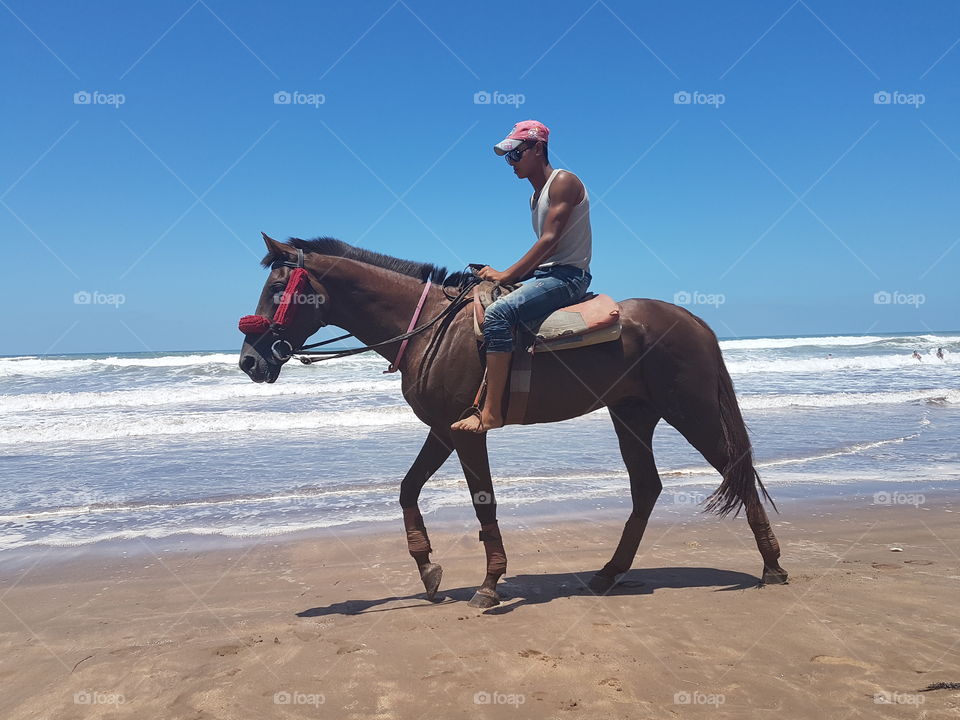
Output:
[385, 280, 432, 374]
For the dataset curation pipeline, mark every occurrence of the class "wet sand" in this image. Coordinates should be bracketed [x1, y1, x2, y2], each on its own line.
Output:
[0, 496, 958, 719]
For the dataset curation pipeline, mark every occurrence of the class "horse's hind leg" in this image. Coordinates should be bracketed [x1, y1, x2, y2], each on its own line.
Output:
[745, 503, 787, 584]
[400, 427, 454, 600]
[589, 405, 662, 593]
[669, 408, 788, 585]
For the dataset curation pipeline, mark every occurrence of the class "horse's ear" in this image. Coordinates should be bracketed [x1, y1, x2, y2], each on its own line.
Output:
[261, 232, 287, 257]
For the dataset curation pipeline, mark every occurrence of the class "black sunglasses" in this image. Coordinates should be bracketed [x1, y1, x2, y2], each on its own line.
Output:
[504, 142, 533, 163]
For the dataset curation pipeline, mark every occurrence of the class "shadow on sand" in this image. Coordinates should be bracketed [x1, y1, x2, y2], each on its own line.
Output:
[297, 566, 759, 618]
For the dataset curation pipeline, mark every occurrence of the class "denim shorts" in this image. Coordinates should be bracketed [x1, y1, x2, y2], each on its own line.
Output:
[483, 264, 592, 353]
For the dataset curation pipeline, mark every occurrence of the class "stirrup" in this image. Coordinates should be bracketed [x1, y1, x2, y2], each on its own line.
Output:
[453, 405, 484, 433]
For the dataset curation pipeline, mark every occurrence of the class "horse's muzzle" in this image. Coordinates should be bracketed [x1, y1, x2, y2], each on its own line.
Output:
[239, 341, 283, 384]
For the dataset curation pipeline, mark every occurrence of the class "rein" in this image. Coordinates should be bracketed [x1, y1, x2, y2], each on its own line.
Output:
[238, 251, 478, 369]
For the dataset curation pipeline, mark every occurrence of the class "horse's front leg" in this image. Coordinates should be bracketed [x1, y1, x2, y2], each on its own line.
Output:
[452, 430, 506, 609]
[400, 427, 454, 600]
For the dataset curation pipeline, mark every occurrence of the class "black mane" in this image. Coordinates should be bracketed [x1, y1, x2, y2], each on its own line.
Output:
[261, 237, 466, 287]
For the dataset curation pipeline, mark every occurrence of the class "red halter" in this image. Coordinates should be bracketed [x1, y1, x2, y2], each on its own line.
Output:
[238, 249, 315, 361]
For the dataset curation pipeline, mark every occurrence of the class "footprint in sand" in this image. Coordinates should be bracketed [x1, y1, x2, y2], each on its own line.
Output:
[214, 644, 242, 657]
[871, 563, 903, 571]
[811, 655, 876, 670]
[334, 642, 367, 655]
[599, 677, 623, 692]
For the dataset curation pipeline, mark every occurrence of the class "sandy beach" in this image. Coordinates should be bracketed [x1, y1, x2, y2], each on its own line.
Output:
[0, 495, 957, 719]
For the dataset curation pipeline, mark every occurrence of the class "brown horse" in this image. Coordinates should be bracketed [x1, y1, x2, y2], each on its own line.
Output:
[239, 234, 787, 608]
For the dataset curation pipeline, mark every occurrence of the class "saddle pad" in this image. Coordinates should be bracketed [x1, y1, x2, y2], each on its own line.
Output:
[473, 282, 621, 351]
[533, 293, 620, 342]
[532, 320, 622, 353]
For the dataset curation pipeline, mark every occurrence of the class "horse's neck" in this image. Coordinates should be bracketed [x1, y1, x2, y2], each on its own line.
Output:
[314, 258, 433, 360]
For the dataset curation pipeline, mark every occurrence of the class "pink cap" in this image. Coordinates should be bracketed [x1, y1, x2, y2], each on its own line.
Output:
[493, 120, 550, 155]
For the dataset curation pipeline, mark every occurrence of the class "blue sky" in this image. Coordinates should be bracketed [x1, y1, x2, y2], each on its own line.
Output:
[1, 0, 958, 355]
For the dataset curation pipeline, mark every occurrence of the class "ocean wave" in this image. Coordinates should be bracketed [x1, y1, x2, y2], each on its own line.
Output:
[0, 433, 921, 526]
[0, 379, 401, 412]
[726, 353, 957, 375]
[3, 336, 956, 379]
[0, 405, 419, 445]
[719, 333, 958, 351]
[0, 353, 239, 376]
[0, 352, 379, 377]
[720, 335, 887, 350]
[739, 389, 960, 409]
[0, 386, 953, 444]
[0, 513, 404, 551]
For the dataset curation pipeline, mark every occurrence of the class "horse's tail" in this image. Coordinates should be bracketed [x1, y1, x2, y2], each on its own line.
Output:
[704, 347, 777, 518]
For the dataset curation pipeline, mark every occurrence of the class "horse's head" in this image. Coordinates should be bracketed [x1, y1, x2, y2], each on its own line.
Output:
[238, 233, 329, 383]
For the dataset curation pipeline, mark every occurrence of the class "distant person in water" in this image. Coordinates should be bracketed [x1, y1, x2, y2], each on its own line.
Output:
[937, 347, 944, 360]
[912, 350, 922, 361]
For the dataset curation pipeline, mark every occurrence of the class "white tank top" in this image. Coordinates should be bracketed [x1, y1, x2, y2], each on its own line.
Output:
[531, 168, 592, 271]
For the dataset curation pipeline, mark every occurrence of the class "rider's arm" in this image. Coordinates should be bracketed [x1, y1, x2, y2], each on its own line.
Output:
[496, 172, 584, 284]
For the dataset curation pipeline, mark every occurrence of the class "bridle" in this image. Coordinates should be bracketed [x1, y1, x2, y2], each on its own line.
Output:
[238, 249, 320, 363]
[238, 251, 479, 370]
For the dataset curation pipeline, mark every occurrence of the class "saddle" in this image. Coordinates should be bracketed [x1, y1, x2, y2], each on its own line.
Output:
[472, 281, 622, 353]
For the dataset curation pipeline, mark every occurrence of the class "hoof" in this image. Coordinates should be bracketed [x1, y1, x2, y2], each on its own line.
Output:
[761, 567, 789, 585]
[467, 588, 500, 609]
[587, 573, 618, 594]
[419, 562, 443, 601]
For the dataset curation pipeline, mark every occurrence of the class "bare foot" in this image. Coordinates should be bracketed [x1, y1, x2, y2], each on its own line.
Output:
[451, 410, 503, 433]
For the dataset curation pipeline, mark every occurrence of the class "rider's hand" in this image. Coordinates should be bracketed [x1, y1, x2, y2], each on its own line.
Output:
[479, 266, 509, 284]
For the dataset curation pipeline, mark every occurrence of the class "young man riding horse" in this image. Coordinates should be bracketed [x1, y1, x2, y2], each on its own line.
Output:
[450, 120, 593, 433]
[239, 120, 787, 608]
